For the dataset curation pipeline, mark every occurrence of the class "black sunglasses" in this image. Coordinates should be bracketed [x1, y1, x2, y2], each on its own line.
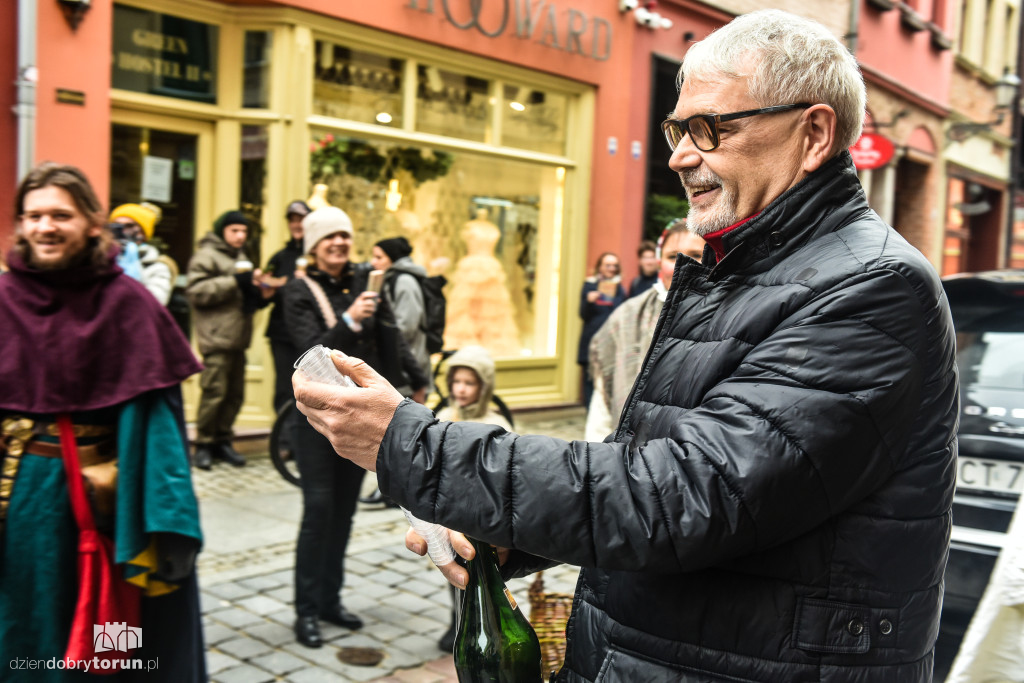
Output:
[661, 103, 813, 152]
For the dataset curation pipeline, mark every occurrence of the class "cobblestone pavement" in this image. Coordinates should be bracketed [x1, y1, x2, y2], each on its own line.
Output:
[194, 407, 586, 682]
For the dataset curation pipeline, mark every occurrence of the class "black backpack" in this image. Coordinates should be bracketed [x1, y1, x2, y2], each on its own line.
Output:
[386, 271, 448, 354]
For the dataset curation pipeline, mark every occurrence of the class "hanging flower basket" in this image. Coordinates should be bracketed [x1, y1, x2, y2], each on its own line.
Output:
[311, 137, 453, 186]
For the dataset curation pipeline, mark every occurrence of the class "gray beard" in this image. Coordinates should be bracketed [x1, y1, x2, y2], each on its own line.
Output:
[680, 171, 736, 236]
[685, 196, 737, 237]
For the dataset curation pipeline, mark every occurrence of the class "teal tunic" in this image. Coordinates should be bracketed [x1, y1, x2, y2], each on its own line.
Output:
[0, 390, 202, 681]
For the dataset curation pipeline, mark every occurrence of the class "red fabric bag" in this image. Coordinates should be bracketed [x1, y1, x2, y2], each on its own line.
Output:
[57, 415, 141, 670]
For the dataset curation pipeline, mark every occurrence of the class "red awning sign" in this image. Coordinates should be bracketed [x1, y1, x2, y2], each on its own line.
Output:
[849, 133, 895, 170]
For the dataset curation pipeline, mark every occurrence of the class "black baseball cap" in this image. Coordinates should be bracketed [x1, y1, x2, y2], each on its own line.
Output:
[285, 200, 311, 218]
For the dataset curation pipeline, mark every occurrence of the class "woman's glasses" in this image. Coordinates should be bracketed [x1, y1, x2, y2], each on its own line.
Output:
[661, 103, 813, 152]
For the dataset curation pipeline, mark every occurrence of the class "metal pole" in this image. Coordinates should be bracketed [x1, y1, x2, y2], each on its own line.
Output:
[15, 0, 37, 181]
[847, 0, 861, 55]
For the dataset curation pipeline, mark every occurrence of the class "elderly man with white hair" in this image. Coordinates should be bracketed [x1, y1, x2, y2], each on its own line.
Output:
[294, 11, 958, 682]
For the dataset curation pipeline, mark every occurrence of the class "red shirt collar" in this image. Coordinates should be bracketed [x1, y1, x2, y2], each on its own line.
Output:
[702, 212, 761, 262]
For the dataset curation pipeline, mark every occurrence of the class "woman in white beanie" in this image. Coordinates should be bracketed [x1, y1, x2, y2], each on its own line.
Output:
[280, 206, 429, 649]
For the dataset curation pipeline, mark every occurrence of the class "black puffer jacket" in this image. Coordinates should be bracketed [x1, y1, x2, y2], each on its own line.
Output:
[378, 153, 958, 682]
[264, 237, 304, 342]
[281, 263, 428, 392]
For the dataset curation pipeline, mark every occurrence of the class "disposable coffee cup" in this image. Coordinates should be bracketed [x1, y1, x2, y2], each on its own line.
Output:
[235, 259, 254, 273]
[366, 269, 384, 294]
[598, 277, 619, 298]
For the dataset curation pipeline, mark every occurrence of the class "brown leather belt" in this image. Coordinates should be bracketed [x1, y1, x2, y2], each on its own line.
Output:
[33, 423, 113, 439]
[24, 439, 115, 467]
[1, 417, 117, 533]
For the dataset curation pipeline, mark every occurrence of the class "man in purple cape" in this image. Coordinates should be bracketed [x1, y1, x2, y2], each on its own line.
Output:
[0, 162, 206, 681]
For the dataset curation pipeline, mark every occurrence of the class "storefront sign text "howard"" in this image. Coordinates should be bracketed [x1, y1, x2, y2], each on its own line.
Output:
[407, 0, 612, 61]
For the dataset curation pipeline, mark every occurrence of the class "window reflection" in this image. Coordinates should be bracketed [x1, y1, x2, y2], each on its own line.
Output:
[501, 84, 569, 156]
[241, 125, 268, 263]
[313, 40, 403, 127]
[416, 65, 492, 143]
[243, 31, 272, 109]
[310, 132, 565, 357]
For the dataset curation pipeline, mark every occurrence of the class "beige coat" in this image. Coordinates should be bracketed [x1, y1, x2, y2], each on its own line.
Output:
[185, 232, 253, 355]
[434, 345, 511, 431]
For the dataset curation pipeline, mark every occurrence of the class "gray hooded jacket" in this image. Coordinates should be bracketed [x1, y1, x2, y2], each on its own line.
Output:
[384, 256, 431, 390]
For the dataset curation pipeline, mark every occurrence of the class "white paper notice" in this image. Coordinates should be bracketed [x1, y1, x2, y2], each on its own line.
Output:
[141, 156, 173, 203]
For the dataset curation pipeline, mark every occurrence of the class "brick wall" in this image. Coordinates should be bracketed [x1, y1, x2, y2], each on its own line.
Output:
[949, 62, 1011, 138]
[864, 82, 945, 264]
[894, 156, 941, 258]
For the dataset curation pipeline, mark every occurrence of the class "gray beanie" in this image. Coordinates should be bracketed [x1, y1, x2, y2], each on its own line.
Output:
[302, 207, 353, 254]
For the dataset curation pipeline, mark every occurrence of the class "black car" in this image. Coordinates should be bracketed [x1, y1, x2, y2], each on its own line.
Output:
[934, 269, 1024, 680]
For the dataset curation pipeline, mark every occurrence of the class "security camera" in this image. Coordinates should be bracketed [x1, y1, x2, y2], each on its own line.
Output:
[619, 0, 639, 11]
[637, 8, 666, 28]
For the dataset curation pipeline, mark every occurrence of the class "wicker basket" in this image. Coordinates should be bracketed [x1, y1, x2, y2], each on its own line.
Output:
[528, 571, 574, 677]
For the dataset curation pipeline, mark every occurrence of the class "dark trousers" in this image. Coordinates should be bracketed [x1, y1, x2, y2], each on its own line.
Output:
[271, 338, 300, 451]
[293, 423, 366, 617]
[270, 338, 300, 413]
[128, 570, 206, 682]
[195, 350, 246, 445]
[580, 363, 594, 410]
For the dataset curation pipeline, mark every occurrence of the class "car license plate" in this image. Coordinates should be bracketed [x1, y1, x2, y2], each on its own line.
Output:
[957, 456, 1024, 494]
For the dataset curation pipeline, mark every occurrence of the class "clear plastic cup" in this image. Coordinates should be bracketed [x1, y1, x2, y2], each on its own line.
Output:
[293, 345, 355, 387]
[293, 345, 456, 566]
[403, 510, 456, 566]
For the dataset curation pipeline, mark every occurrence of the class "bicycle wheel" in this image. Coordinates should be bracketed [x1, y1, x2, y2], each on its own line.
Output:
[492, 395, 515, 430]
[269, 400, 302, 487]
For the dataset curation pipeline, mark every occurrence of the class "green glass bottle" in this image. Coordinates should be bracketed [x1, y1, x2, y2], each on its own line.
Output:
[454, 538, 544, 683]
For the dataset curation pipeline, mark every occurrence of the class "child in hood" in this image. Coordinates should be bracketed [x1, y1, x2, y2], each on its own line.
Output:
[435, 345, 511, 431]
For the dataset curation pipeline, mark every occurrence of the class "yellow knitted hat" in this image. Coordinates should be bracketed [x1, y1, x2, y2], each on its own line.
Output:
[110, 203, 161, 240]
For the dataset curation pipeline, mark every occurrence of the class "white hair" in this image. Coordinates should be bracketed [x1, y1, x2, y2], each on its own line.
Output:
[679, 9, 866, 153]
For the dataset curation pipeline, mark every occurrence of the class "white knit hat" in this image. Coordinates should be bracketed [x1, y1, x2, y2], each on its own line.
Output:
[302, 207, 353, 254]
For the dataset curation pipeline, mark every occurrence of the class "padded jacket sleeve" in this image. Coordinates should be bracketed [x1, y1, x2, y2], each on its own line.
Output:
[142, 260, 174, 306]
[389, 272, 425, 342]
[376, 266, 941, 574]
[185, 251, 238, 309]
[376, 292, 429, 391]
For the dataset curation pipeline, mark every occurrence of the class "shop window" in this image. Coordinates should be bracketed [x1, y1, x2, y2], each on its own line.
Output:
[310, 132, 566, 358]
[112, 5, 218, 104]
[313, 41, 404, 127]
[501, 84, 568, 156]
[109, 123, 198, 335]
[241, 125, 268, 264]
[243, 31, 272, 109]
[644, 55, 688, 242]
[416, 65, 493, 143]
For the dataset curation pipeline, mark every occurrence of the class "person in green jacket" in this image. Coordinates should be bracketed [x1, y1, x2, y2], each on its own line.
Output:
[185, 211, 276, 469]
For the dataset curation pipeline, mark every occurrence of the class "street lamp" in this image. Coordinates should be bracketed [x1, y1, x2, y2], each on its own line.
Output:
[947, 72, 1022, 142]
[57, 0, 91, 32]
